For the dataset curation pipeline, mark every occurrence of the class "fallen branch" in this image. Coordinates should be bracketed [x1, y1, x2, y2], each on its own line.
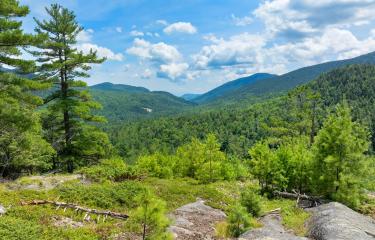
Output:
[20, 200, 129, 220]
[273, 191, 323, 207]
[260, 208, 281, 217]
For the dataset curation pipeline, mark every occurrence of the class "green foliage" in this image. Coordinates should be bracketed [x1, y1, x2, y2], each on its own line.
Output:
[136, 153, 175, 179]
[248, 140, 287, 192]
[0, 216, 41, 240]
[227, 204, 251, 237]
[131, 188, 172, 240]
[135, 134, 247, 182]
[32, 4, 109, 172]
[80, 158, 138, 182]
[91, 83, 194, 123]
[313, 102, 370, 207]
[262, 199, 311, 236]
[240, 187, 262, 217]
[0, 0, 54, 178]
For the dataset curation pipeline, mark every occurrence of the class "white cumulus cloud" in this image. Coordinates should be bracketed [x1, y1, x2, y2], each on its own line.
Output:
[157, 63, 189, 81]
[76, 29, 123, 61]
[126, 38, 182, 63]
[130, 30, 145, 37]
[163, 22, 197, 35]
[77, 43, 124, 61]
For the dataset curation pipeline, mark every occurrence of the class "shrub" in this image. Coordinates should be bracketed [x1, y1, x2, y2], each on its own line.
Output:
[136, 153, 175, 179]
[80, 158, 138, 182]
[227, 204, 251, 237]
[240, 187, 262, 217]
[0, 216, 42, 240]
[131, 188, 172, 240]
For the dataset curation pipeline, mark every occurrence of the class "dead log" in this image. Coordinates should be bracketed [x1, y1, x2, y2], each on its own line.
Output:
[273, 191, 323, 208]
[20, 200, 129, 220]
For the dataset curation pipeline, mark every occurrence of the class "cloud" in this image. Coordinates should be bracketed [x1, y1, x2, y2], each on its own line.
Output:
[127, 38, 191, 81]
[157, 63, 189, 81]
[141, 68, 153, 79]
[115, 27, 123, 33]
[231, 14, 253, 26]
[126, 38, 182, 63]
[75, 29, 124, 61]
[77, 43, 124, 61]
[193, 33, 266, 69]
[163, 22, 197, 35]
[156, 19, 168, 26]
[254, 0, 375, 39]
[130, 30, 145, 37]
[76, 29, 94, 42]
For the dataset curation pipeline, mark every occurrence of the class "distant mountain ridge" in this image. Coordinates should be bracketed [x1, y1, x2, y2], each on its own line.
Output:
[91, 82, 149, 93]
[181, 93, 202, 101]
[90, 83, 194, 122]
[192, 73, 277, 103]
[198, 51, 375, 105]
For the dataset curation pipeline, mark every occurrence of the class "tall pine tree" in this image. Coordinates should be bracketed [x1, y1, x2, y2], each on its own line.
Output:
[32, 4, 111, 172]
[313, 102, 370, 207]
[0, 0, 54, 177]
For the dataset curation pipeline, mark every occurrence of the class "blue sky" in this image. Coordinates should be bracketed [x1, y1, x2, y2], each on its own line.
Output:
[21, 0, 375, 95]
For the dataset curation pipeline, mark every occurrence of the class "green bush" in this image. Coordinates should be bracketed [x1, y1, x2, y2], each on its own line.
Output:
[80, 158, 138, 182]
[240, 187, 262, 217]
[0, 216, 42, 240]
[227, 204, 251, 237]
[136, 153, 175, 178]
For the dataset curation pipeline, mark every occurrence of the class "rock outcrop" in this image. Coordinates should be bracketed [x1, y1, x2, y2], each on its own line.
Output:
[168, 199, 227, 240]
[239, 212, 308, 240]
[307, 202, 375, 240]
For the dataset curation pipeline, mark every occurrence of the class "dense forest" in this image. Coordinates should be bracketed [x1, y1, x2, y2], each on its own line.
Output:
[0, 1, 374, 239]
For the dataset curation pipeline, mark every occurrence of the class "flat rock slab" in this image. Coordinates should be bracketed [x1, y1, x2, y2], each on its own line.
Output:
[307, 202, 375, 240]
[239, 213, 308, 240]
[169, 200, 227, 240]
[52, 216, 84, 228]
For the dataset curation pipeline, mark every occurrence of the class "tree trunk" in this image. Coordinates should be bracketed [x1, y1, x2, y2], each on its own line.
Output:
[310, 100, 317, 146]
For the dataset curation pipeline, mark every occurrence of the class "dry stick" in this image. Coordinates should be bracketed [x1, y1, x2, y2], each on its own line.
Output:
[273, 191, 323, 207]
[260, 208, 281, 217]
[20, 200, 129, 220]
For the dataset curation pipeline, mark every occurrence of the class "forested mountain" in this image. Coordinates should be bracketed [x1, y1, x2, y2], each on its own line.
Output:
[198, 51, 375, 105]
[84, 52, 375, 122]
[181, 93, 202, 101]
[108, 64, 375, 162]
[192, 73, 277, 104]
[91, 82, 149, 93]
[90, 83, 195, 122]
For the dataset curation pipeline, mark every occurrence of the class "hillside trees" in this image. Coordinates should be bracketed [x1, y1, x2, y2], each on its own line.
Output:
[136, 134, 245, 182]
[313, 102, 371, 207]
[0, 0, 54, 177]
[31, 4, 111, 172]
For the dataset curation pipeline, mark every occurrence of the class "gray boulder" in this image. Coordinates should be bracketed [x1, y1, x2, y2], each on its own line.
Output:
[239, 213, 308, 240]
[307, 202, 375, 240]
[168, 199, 227, 240]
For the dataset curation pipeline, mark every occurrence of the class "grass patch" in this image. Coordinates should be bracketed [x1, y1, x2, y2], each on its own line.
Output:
[261, 198, 310, 236]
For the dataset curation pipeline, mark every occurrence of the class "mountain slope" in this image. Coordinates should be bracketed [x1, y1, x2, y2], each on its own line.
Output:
[200, 51, 375, 105]
[181, 93, 202, 101]
[108, 64, 375, 161]
[90, 83, 194, 122]
[91, 82, 149, 93]
[193, 73, 277, 104]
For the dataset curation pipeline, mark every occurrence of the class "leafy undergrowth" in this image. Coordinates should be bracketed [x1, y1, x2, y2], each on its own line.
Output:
[0, 176, 310, 239]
